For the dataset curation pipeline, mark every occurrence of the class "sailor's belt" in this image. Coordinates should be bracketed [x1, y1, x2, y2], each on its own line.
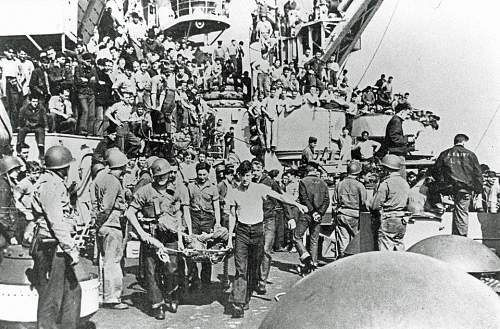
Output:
[139, 218, 157, 232]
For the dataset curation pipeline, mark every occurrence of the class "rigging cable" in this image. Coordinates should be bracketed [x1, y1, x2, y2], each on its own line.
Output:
[474, 103, 500, 152]
[355, 0, 401, 87]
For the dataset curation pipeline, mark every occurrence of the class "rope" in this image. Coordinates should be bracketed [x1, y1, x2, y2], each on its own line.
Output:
[474, 103, 500, 152]
[355, 0, 401, 86]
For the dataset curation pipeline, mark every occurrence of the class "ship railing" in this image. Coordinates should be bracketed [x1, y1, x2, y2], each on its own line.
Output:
[171, 0, 228, 18]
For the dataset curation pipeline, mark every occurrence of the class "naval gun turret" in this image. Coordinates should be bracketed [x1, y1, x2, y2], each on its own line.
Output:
[0, 245, 99, 326]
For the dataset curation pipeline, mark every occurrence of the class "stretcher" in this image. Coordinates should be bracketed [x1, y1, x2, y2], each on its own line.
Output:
[157, 245, 233, 265]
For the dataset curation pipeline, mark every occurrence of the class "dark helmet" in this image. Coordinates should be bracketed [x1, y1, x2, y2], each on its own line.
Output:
[380, 154, 403, 170]
[106, 149, 128, 169]
[250, 145, 264, 156]
[259, 252, 500, 329]
[151, 158, 171, 177]
[408, 235, 500, 274]
[0, 156, 22, 176]
[347, 161, 362, 175]
[91, 163, 106, 177]
[44, 145, 74, 170]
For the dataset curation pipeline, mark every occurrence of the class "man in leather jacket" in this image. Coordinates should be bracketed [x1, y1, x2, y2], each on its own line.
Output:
[428, 134, 483, 236]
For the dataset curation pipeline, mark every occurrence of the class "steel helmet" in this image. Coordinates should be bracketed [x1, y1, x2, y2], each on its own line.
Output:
[106, 149, 128, 169]
[151, 158, 171, 177]
[0, 156, 22, 176]
[44, 145, 74, 170]
[408, 235, 500, 274]
[259, 252, 500, 329]
[380, 154, 403, 170]
[347, 161, 362, 175]
[250, 145, 264, 156]
[146, 156, 159, 169]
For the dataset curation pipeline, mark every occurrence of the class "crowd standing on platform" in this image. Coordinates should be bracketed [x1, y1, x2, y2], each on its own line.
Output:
[0, 0, 498, 327]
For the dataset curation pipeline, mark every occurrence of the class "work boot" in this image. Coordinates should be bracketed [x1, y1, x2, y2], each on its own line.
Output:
[103, 302, 129, 310]
[153, 305, 165, 320]
[232, 304, 244, 318]
[168, 300, 178, 313]
[255, 282, 267, 295]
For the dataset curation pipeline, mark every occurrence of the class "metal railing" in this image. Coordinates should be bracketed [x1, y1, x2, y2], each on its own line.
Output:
[171, 0, 227, 18]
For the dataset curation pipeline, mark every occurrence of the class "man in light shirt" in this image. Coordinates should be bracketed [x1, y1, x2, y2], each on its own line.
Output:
[126, 12, 146, 60]
[352, 131, 381, 162]
[1, 48, 22, 129]
[47, 87, 76, 133]
[18, 49, 34, 100]
[226, 160, 306, 318]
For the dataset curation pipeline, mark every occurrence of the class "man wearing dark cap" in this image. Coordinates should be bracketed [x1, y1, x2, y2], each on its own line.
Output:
[92, 125, 119, 166]
[301, 136, 319, 167]
[428, 134, 483, 236]
[294, 162, 330, 272]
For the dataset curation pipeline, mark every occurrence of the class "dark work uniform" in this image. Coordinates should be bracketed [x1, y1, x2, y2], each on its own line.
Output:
[74, 63, 98, 135]
[17, 102, 46, 158]
[429, 144, 483, 236]
[296, 172, 330, 264]
[384, 115, 408, 156]
[95, 68, 114, 136]
[384, 115, 409, 178]
[254, 173, 282, 288]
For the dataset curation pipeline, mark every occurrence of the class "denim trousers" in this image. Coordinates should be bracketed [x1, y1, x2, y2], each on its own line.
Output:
[77, 93, 95, 134]
[143, 237, 181, 308]
[259, 218, 275, 286]
[294, 214, 321, 263]
[452, 191, 472, 236]
[231, 222, 264, 305]
[190, 210, 216, 284]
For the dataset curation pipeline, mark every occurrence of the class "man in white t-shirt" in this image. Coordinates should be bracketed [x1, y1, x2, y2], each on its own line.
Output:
[352, 131, 381, 162]
[226, 160, 306, 318]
